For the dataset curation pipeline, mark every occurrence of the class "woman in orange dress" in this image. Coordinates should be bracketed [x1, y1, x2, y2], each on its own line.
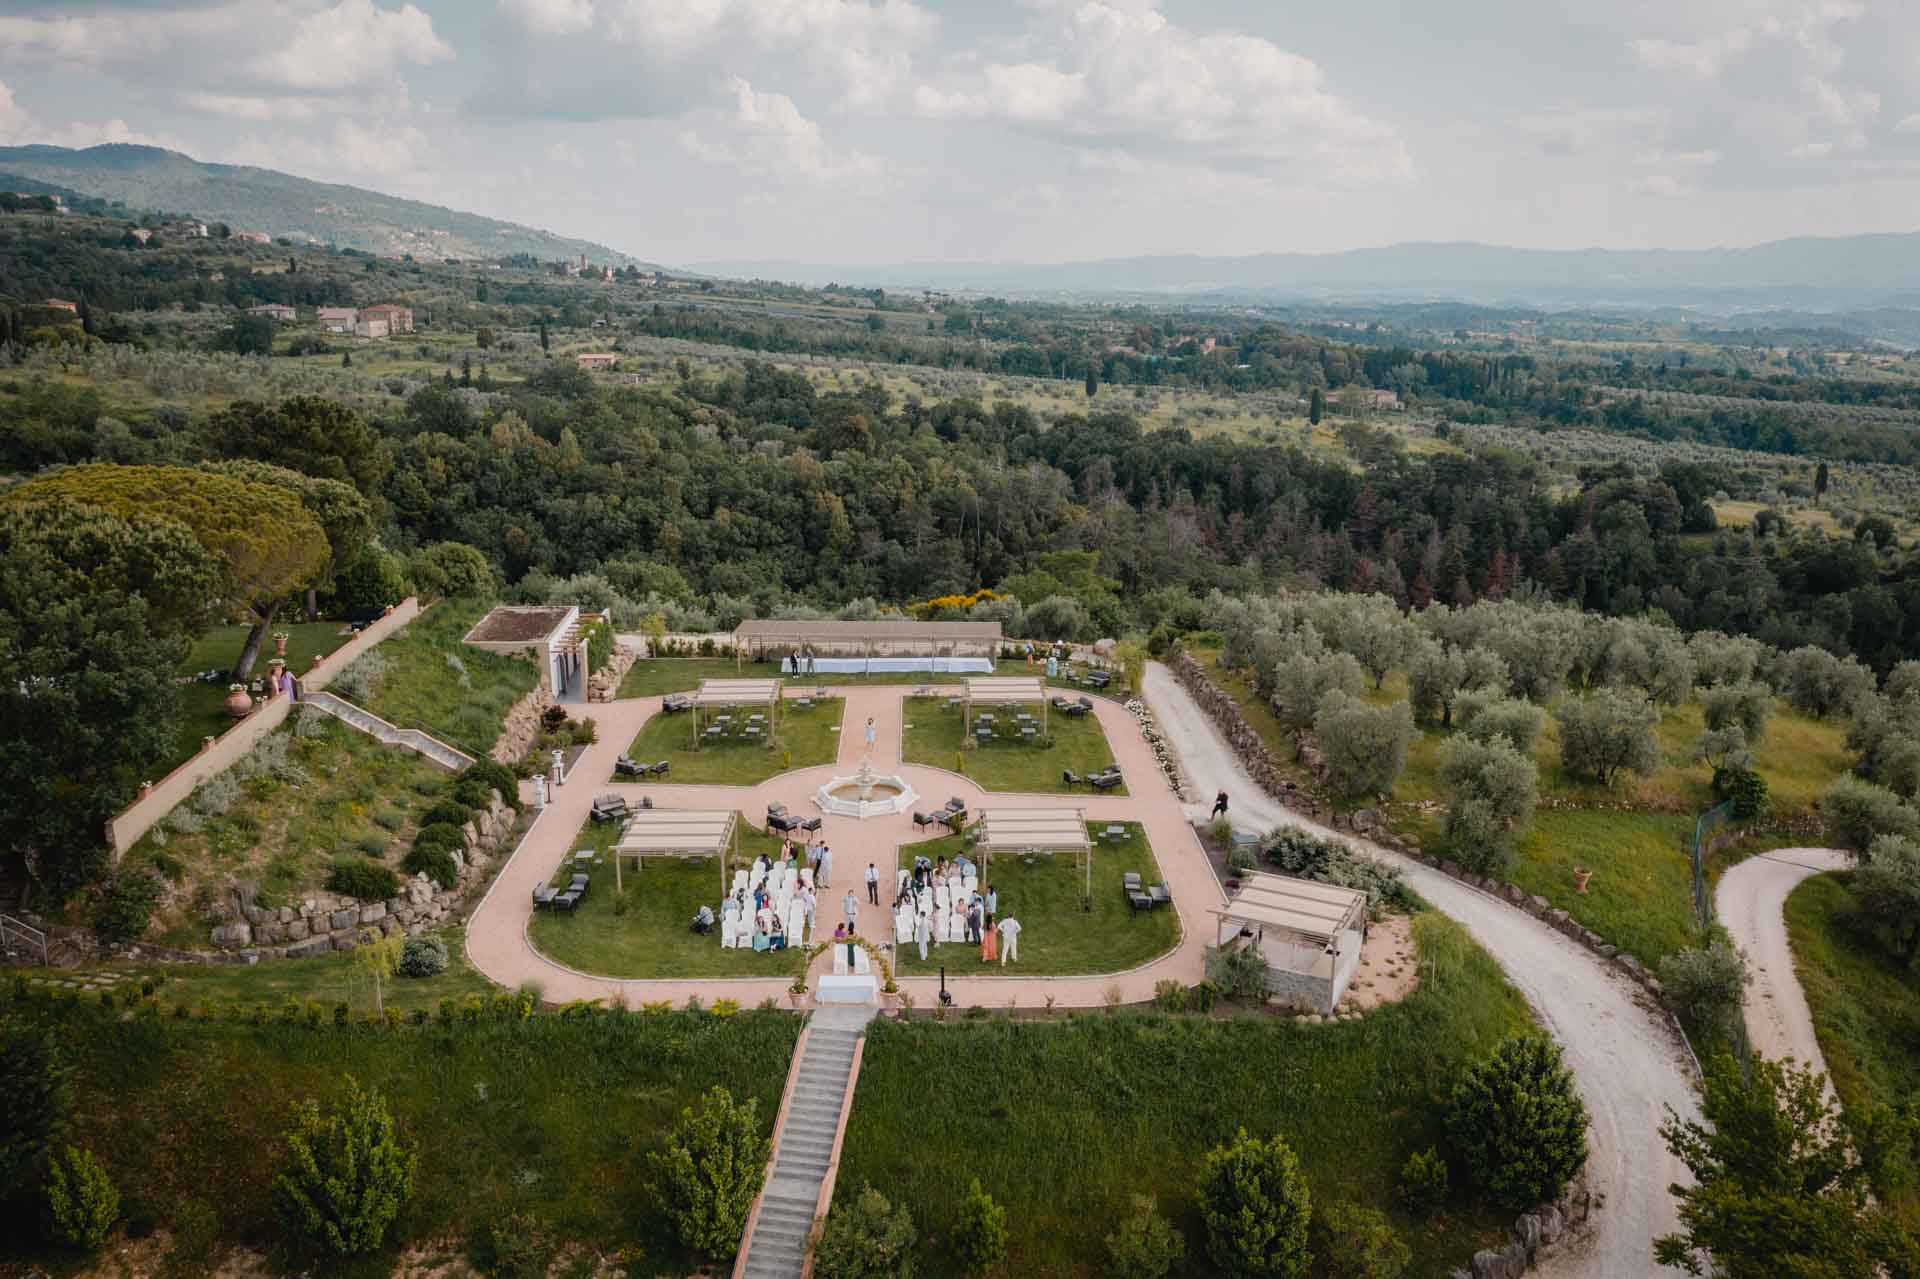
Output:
[980, 913, 998, 963]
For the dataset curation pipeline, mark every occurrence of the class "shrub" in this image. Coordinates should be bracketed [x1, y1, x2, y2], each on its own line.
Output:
[1854, 834, 1920, 965]
[45, 1145, 118, 1249]
[371, 804, 406, 831]
[452, 778, 493, 811]
[1311, 1201, 1410, 1279]
[1822, 775, 1919, 853]
[329, 650, 387, 702]
[413, 821, 466, 853]
[461, 758, 520, 810]
[95, 870, 161, 943]
[396, 935, 449, 979]
[1657, 934, 1749, 1034]
[1446, 1036, 1590, 1211]
[193, 773, 242, 818]
[646, 1086, 769, 1259]
[418, 800, 473, 829]
[1104, 1193, 1183, 1279]
[271, 1078, 416, 1256]
[951, 1177, 1006, 1275]
[1153, 979, 1190, 1012]
[1397, 1147, 1449, 1217]
[325, 859, 401, 902]
[1713, 767, 1769, 820]
[1261, 828, 1410, 912]
[475, 1210, 550, 1279]
[1206, 944, 1270, 1003]
[811, 1183, 915, 1279]
[1197, 1128, 1311, 1278]
[356, 833, 390, 857]
[165, 1196, 221, 1276]
[1227, 843, 1259, 875]
[1313, 692, 1413, 800]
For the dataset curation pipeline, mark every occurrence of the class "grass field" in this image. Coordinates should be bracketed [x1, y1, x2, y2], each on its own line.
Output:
[1784, 872, 1920, 1223]
[124, 714, 453, 947]
[0, 997, 799, 1276]
[623, 698, 844, 785]
[891, 827, 1179, 978]
[355, 596, 540, 756]
[161, 620, 355, 775]
[902, 696, 1124, 794]
[526, 814, 794, 979]
[1506, 809, 1700, 966]
[836, 914, 1532, 1279]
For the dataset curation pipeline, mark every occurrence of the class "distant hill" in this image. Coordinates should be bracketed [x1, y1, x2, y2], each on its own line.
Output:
[693, 234, 1920, 305]
[0, 144, 646, 266]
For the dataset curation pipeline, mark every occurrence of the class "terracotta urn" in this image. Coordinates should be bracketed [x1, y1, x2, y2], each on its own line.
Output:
[273, 633, 289, 657]
[224, 687, 253, 719]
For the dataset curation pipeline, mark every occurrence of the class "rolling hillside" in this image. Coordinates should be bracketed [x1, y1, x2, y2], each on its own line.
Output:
[0, 143, 646, 266]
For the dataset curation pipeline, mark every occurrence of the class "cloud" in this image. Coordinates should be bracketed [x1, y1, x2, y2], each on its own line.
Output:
[0, 13, 140, 65]
[224, 116, 429, 178]
[1627, 174, 1691, 197]
[0, 76, 179, 150]
[1897, 114, 1920, 136]
[910, 2, 1410, 186]
[500, 0, 596, 36]
[679, 77, 884, 183]
[183, 92, 323, 122]
[545, 140, 585, 168]
[1631, 31, 1753, 80]
[1633, 3, 1864, 81]
[252, 0, 452, 92]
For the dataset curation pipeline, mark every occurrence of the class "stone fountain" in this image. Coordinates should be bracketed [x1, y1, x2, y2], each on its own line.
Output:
[815, 756, 918, 820]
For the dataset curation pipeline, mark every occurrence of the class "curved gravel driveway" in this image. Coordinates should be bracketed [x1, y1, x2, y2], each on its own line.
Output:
[1142, 661, 1696, 1278]
[1713, 847, 1851, 1085]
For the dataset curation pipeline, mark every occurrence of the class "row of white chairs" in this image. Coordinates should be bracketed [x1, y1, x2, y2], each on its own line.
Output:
[894, 905, 982, 945]
[733, 865, 815, 895]
[719, 901, 809, 949]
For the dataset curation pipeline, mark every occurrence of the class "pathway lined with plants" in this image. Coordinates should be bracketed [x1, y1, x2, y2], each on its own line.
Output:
[1714, 847, 1851, 1083]
[1140, 660, 1698, 1279]
[464, 683, 1218, 1008]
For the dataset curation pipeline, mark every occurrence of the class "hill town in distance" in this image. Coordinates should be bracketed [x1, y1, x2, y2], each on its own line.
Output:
[1, 4, 1919, 1279]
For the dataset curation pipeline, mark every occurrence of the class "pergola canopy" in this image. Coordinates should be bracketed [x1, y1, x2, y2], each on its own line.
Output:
[973, 807, 1090, 854]
[612, 809, 739, 892]
[964, 676, 1046, 704]
[734, 618, 1001, 655]
[1213, 871, 1366, 948]
[692, 678, 783, 707]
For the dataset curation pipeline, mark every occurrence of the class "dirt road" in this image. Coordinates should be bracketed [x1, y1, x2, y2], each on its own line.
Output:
[1142, 661, 1697, 1278]
[1713, 847, 1850, 1081]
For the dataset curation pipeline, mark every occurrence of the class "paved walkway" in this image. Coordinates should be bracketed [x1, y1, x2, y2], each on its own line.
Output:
[1714, 846, 1851, 1091]
[464, 684, 1219, 1008]
[1139, 661, 1696, 1279]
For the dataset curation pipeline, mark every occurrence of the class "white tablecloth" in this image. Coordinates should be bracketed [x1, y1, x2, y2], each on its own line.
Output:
[788, 656, 995, 674]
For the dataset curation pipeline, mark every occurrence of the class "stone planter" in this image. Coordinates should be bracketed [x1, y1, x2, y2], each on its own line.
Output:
[224, 688, 253, 719]
[788, 989, 808, 1008]
[273, 634, 289, 657]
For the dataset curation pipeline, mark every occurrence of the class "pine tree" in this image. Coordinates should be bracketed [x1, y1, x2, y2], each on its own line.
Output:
[1308, 387, 1324, 425]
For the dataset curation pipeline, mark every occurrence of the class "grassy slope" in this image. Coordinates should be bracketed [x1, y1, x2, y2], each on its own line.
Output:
[623, 698, 844, 785]
[837, 914, 1532, 1279]
[0, 1000, 798, 1274]
[891, 827, 1179, 978]
[357, 597, 540, 756]
[163, 620, 352, 775]
[1783, 872, 1920, 1223]
[901, 696, 1123, 794]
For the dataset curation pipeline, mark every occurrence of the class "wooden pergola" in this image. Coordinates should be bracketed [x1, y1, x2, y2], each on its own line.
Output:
[689, 678, 783, 748]
[973, 806, 1090, 890]
[1212, 871, 1366, 949]
[962, 675, 1048, 737]
[611, 809, 739, 894]
[732, 618, 1002, 670]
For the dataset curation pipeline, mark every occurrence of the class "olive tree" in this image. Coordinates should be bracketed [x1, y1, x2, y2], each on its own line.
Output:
[1688, 629, 1765, 688]
[1776, 646, 1875, 719]
[1407, 639, 1466, 728]
[1701, 682, 1771, 744]
[1822, 776, 1920, 854]
[1457, 690, 1546, 754]
[1313, 692, 1414, 801]
[1855, 834, 1920, 966]
[1438, 736, 1538, 873]
[1555, 690, 1661, 786]
[1271, 651, 1365, 754]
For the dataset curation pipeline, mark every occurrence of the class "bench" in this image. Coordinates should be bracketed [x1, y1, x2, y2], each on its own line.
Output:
[1090, 771, 1124, 791]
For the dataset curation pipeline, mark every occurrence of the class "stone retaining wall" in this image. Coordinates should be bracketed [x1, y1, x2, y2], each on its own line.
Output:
[588, 640, 640, 702]
[1452, 1174, 1597, 1279]
[491, 682, 556, 764]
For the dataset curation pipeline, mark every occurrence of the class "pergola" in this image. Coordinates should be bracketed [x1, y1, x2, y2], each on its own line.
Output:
[611, 809, 739, 894]
[689, 678, 783, 748]
[733, 618, 1001, 669]
[962, 675, 1048, 736]
[973, 805, 1090, 888]
[1212, 871, 1366, 973]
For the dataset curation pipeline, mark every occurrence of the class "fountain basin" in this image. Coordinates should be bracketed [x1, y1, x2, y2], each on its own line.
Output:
[815, 762, 918, 819]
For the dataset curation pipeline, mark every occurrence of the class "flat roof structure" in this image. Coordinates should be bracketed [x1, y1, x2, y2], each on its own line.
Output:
[974, 807, 1089, 854]
[611, 809, 738, 891]
[963, 675, 1049, 733]
[464, 605, 574, 646]
[691, 678, 783, 707]
[1213, 871, 1366, 948]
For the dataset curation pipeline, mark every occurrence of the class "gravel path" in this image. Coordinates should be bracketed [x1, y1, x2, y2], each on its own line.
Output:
[1142, 661, 1697, 1278]
[1713, 847, 1851, 1083]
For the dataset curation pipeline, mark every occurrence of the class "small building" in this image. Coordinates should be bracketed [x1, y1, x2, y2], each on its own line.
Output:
[317, 306, 358, 333]
[129, 228, 152, 244]
[462, 604, 592, 703]
[354, 316, 390, 339]
[1209, 872, 1368, 1014]
[576, 352, 619, 371]
[233, 230, 272, 244]
[360, 303, 414, 334]
[44, 298, 79, 314]
[167, 220, 209, 238]
[248, 303, 296, 322]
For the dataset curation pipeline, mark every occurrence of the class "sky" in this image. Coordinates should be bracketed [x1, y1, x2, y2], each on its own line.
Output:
[2, 0, 1919, 266]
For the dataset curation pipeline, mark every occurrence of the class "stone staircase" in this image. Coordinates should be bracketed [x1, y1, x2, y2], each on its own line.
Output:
[299, 692, 475, 771]
[739, 1005, 876, 1279]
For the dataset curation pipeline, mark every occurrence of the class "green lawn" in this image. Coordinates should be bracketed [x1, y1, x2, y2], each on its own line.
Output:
[1506, 808, 1700, 966]
[837, 913, 1532, 1279]
[526, 815, 797, 978]
[123, 715, 454, 947]
[14, 923, 497, 1016]
[622, 698, 844, 785]
[1784, 871, 1920, 1224]
[0, 996, 799, 1276]
[902, 696, 1123, 794]
[892, 827, 1179, 977]
[162, 620, 355, 776]
[355, 596, 541, 756]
